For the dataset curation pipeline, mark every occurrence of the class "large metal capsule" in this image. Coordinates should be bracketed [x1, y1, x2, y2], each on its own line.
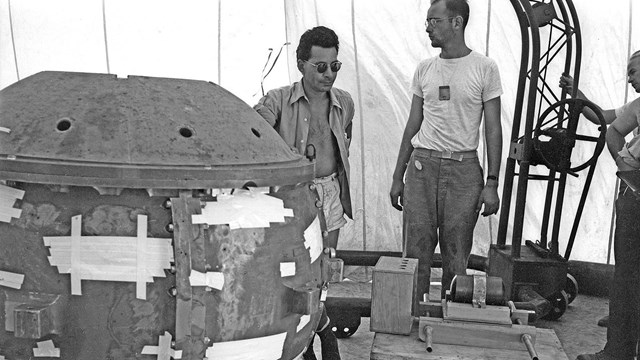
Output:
[0, 71, 323, 360]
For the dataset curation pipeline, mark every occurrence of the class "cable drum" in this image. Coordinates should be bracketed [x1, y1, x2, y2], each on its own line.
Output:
[449, 275, 506, 306]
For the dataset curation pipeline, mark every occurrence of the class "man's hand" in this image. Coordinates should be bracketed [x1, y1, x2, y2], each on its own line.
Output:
[559, 74, 574, 94]
[476, 186, 499, 216]
[390, 179, 405, 211]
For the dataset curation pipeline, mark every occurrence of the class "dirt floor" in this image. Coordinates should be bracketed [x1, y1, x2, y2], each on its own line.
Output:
[312, 275, 612, 360]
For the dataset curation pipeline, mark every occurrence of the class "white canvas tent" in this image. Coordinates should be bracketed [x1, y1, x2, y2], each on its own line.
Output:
[1, 0, 638, 269]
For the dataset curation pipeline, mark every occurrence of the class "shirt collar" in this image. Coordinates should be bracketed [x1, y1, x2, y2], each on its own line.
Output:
[290, 80, 342, 110]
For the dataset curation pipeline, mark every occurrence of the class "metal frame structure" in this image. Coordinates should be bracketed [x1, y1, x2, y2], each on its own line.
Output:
[489, 0, 606, 320]
[497, 0, 605, 260]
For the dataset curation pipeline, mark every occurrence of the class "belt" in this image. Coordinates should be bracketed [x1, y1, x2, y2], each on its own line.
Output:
[414, 148, 478, 162]
[314, 172, 338, 184]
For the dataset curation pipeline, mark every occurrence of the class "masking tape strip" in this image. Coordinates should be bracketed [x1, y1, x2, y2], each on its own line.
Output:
[45, 216, 173, 297]
[188, 270, 224, 290]
[0, 184, 24, 223]
[0, 184, 24, 199]
[280, 262, 296, 277]
[297, 314, 311, 333]
[141, 331, 182, 360]
[205, 332, 286, 359]
[70, 215, 82, 295]
[33, 340, 60, 357]
[0, 270, 24, 289]
[137, 214, 148, 300]
[304, 216, 323, 263]
[192, 190, 294, 229]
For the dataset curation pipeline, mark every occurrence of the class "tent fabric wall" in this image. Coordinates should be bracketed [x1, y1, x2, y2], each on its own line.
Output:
[1, 0, 638, 268]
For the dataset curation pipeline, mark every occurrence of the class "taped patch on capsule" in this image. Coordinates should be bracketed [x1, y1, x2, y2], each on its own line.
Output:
[33, 340, 60, 357]
[189, 270, 224, 290]
[304, 216, 323, 263]
[0, 183, 24, 223]
[141, 331, 182, 360]
[192, 189, 293, 229]
[205, 332, 286, 359]
[43, 214, 174, 299]
[0, 270, 24, 289]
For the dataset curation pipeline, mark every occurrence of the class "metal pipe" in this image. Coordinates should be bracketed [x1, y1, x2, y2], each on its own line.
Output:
[522, 333, 539, 360]
[498, 0, 532, 248]
[424, 325, 433, 353]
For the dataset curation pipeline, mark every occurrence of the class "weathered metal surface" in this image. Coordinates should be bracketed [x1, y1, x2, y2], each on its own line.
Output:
[0, 71, 314, 188]
[170, 182, 324, 359]
[0, 184, 176, 359]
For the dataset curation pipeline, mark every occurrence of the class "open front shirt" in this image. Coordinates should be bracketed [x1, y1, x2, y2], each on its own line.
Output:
[254, 80, 355, 218]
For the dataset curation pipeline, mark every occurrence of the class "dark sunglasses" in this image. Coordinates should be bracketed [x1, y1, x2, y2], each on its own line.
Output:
[303, 60, 342, 73]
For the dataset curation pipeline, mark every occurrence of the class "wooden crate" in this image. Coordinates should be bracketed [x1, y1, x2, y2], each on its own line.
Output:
[370, 256, 418, 335]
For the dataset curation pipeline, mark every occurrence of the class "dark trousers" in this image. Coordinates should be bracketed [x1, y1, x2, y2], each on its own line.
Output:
[403, 149, 483, 299]
[604, 184, 640, 358]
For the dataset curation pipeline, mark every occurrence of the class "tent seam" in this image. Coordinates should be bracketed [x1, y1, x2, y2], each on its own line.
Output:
[218, 0, 222, 85]
[102, 0, 110, 74]
[8, 0, 20, 80]
[351, 0, 367, 252]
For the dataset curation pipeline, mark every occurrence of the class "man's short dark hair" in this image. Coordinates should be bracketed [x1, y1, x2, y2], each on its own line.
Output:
[296, 26, 340, 61]
[432, 0, 470, 29]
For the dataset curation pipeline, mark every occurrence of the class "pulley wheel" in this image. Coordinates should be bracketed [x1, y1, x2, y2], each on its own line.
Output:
[532, 98, 607, 173]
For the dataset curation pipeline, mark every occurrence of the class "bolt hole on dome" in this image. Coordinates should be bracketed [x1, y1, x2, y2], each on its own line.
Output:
[56, 118, 72, 132]
[179, 126, 194, 138]
[251, 128, 261, 138]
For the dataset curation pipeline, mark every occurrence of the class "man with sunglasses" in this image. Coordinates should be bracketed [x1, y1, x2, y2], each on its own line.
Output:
[390, 0, 503, 303]
[255, 26, 354, 360]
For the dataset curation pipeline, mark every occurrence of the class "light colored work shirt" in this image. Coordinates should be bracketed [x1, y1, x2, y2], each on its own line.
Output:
[254, 80, 355, 218]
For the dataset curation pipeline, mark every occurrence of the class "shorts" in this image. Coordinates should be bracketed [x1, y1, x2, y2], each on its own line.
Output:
[313, 173, 347, 232]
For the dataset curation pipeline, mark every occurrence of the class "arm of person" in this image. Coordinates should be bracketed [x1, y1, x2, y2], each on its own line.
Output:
[344, 96, 355, 153]
[253, 91, 280, 127]
[390, 95, 424, 211]
[476, 97, 502, 216]
[559, 75, 617, 125]
[606, 103, 639, 171]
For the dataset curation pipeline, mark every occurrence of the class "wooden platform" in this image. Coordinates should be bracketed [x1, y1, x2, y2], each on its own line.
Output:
[371, 322, 569, 360]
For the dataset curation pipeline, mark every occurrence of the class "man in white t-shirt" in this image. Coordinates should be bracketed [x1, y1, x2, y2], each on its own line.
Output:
[389, 0, 502, 301]
[560, 51, 640, 360]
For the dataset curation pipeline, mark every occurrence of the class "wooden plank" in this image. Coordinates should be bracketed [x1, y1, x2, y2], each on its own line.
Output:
[418, 317, 536, 351]
[371, 322, 569, 360]
[444, 302, 512, 325]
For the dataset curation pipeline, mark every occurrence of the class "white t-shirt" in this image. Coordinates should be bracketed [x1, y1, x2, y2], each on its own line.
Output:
[409, 50, 503, 152]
